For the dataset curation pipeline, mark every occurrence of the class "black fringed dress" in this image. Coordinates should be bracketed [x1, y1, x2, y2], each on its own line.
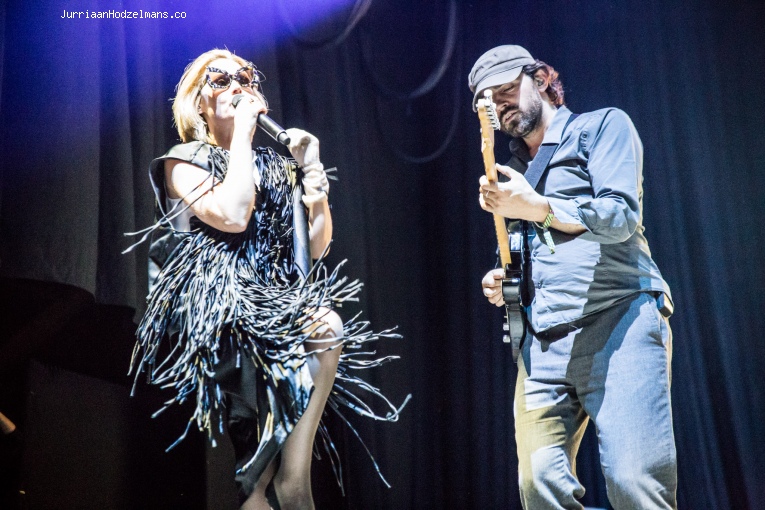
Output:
[127, 141, 407, 499]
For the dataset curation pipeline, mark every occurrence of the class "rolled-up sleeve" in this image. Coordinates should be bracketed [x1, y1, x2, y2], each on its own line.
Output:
[547, 109, 642, 245]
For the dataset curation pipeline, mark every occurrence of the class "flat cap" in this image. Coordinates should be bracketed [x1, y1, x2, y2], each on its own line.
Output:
[468, 45, 535, 110]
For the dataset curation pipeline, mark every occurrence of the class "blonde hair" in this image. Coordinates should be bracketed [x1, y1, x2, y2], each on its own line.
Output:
[172, 49, 254, 144]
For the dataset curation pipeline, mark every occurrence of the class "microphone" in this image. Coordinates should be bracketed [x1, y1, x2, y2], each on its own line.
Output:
[232, 94, 291, 146]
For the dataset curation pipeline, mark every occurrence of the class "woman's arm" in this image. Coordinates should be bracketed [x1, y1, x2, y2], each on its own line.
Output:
[308, 199, 332, 257]
[286, 128, 332, 257]
[165, 101, 262, 233]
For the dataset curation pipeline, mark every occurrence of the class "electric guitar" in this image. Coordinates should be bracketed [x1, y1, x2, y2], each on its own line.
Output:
[476, 90, 525, 359]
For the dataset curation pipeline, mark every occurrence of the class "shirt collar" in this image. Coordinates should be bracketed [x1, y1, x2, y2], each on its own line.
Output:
[541, 105, 572, 145]
[508, 105, 572, 163]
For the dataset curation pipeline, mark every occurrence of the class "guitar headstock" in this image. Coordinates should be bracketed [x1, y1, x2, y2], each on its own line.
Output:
[477, 89, 500, 130]
[476, 89, 500, 180]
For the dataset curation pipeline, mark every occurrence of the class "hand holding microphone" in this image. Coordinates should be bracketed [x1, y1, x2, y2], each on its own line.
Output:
[232, 95, 327, 204]
[286, 128, 329, 206]
[232, 94, 291, 145]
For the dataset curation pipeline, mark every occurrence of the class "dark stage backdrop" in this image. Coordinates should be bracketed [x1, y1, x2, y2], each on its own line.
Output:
[1, 0, 764, 508]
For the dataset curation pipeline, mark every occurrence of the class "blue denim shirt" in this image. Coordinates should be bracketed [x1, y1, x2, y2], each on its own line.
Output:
[507, 106, 672, 332]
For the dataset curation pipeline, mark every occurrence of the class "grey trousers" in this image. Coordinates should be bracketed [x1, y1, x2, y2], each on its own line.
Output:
[515, 292, 677, 510]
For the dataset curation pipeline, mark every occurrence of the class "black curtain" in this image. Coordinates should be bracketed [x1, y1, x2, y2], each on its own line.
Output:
[1, 0, 763, 508]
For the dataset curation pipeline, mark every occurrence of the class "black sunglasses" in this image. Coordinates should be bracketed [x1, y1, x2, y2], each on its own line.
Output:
[204, 64, 262, 90]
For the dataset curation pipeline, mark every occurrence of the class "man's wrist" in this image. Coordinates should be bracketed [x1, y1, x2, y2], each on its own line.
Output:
[527, 195, 551, 223]
[533, 199, 557, 254]
[536, 204, 555, 229]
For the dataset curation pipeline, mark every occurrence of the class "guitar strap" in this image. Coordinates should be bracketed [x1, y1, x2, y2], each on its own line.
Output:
[523, 111, 579, 191]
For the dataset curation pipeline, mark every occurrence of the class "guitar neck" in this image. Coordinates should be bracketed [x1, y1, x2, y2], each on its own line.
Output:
[481, 138, 512, 268]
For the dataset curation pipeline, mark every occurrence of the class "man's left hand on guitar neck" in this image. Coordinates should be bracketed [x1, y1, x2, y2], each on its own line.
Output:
[479, 163, 585, 236]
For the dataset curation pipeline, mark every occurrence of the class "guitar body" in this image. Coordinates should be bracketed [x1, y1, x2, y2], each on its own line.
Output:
[476, 91, 526, 360]
[501, 221, 525, 360]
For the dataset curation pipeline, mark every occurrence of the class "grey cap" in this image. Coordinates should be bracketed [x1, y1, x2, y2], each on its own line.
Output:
[468, 45, 535, 110]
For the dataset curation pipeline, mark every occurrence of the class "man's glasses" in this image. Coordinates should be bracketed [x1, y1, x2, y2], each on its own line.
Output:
[204, 65, 262, 90]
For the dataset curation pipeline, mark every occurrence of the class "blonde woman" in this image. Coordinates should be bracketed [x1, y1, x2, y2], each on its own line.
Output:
[129, 49, 406, 510]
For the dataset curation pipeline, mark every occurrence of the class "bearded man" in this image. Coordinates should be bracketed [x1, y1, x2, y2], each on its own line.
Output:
[470, 45, 678, 510]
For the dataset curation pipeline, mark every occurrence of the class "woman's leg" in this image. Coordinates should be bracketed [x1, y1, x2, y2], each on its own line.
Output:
[273, 307, 343, 510]
[240, 460, 277, 510]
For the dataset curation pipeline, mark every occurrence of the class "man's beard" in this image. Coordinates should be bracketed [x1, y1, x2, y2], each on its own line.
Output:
[501, 89, 543, 138]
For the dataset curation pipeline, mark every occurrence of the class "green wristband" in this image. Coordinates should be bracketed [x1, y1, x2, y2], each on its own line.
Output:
[535, 206, 556, 254]
[540, 208, 554, 229]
